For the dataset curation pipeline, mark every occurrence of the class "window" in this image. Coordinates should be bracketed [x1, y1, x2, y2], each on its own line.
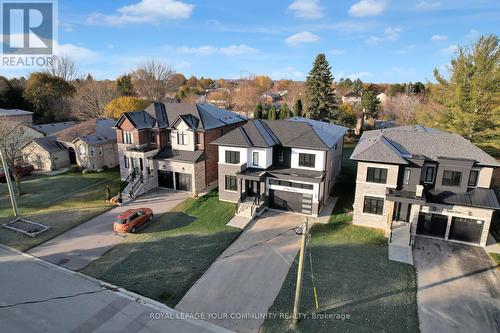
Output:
[366, 167, 388, 184]
[122, 131, 133, 144]
[99, 147, 103, 155]
[442, 170, 461, 187]
[252, 152, 259, 166]
[468, 170, 479, 187]
[225, 175, 237, 191]
[167, 131, 172, 143]
[363, 196, 384, 215]
[424, 165, 435, 183]
[403, 169, 411, 185]
[124, 156, 129, 168]
[177, 132, 187, 145]
[268, 179, 314, 190]
[225, 150, 240, 164]
[150, 132, 156, 143]
[79, 145, 85, 155]
[195, 133, 201, 145]
[298, 153, 316, 168]
[90, 148, 95, 157]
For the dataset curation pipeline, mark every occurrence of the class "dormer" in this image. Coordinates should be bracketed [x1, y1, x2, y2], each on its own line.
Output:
[169, 114, 200, 152]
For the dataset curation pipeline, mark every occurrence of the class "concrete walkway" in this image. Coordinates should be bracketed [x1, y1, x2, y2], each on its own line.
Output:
[176, 211, 305, 333]
[413, 237, 500, 333]
[29, 189, 190, 271]
[0, 246, 231, 333]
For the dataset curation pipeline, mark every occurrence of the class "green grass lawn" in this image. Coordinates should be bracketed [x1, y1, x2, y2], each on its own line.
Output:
[81, 190, 240, 307]
[0, 170, 120, 251]
[262, 142, 419, 332]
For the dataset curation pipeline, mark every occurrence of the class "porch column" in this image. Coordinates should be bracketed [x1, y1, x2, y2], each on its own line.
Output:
[386, 201, 395, 237]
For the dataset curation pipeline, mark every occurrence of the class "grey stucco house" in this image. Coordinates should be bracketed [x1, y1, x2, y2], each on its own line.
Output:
[212, 117, 347, 218]
[350, 125, 499, 247]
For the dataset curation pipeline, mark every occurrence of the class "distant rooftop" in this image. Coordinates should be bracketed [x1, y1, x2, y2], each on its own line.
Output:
[32, 121, 77, 135]
[55, 118, 116, 143]
[0, 108, 33, 116]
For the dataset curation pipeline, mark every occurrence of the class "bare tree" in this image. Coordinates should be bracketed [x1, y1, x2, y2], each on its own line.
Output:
[233, 80, 260, 117]
[0, 119, 36, 195]
[45, 55, 81, 82]
[131, 60, 175, 101]
[384, 94, 422, 126]
[71, 79, 117, 120]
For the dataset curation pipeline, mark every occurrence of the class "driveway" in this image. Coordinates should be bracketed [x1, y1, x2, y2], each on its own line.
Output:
[0, 246, 230, 333]
[176, 210, 305, 333]
[413, 237, 500, 333]
[29, 189, 190, 271]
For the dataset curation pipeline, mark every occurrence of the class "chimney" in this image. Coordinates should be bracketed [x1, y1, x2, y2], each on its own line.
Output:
[416, 185, 424, 197]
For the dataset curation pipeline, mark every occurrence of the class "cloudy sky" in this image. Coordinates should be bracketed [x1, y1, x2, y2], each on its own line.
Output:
[2, 0, 500, 82]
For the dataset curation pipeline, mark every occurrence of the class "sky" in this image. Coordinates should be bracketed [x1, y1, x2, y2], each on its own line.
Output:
[2, 0, 499, 82]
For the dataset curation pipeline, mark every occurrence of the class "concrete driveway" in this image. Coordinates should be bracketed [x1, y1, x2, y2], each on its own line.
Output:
[413, 237, 500, 333]
[176, 210, 305, 333]
[0, 246, 230, 333]
[29, 189, 190, 271]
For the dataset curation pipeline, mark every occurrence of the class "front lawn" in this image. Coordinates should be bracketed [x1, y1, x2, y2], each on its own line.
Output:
[81, 190, 240, 307]
[0, 170, 120, 250]
[262, 222, 419, 332]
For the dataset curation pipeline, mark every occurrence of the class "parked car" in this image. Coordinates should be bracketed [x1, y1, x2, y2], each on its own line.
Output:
[113, 208, 153, 233]
[0, 164, 34, 183]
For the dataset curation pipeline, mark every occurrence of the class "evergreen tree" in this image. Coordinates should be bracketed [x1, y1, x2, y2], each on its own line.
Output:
[361, 89, 380, 118]
[433, 34, 499, 141]
[352, 78, 364, 93]
[116, 74, 135, 96]
[253, 102, 263, 119]
[268, 105, 277, 120]
[293, 98, 303, 117]
[304, 54, 337, 120]
[279, 103, 290, 119]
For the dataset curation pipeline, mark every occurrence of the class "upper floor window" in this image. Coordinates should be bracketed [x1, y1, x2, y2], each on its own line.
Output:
[253, 152, 259, 166]
[150, 132, 156, 143]
[177, 132, 187, 145]
[366, 167, 388, 184]
[225, 150, 240, 164]
[90, 148, 95, 157]
[468, 170, 479, 187]
[298, 153, 315, 168]
[167, 131, 172, 143]
[99, 147, 103, 155]
[79, 145, 86, 155]
[442, 170, 461, 187]
[122, 131, 133, 144]
[195, 133, 201, 145]
[424, 165, 435, 183]
[403, 169, 411, 185]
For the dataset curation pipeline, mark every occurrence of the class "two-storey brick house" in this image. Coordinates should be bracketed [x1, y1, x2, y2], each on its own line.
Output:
[351, 125, 499, 247]
[212, 117, 347, 218]
[114, 102, 246, 196]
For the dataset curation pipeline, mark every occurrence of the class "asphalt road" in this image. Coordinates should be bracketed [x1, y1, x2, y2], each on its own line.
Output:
[413, 236, 500, 333]
[28, 189, 190, 270]
[176, 210, 304, 333]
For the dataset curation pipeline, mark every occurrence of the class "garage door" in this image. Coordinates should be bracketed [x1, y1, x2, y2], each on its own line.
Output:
[158, 170, 174, 189]
[417, 213, 447, 238]
[448, 217, 484, 244]
[269, 190, 312, 214]
[175, 172, 192, 192]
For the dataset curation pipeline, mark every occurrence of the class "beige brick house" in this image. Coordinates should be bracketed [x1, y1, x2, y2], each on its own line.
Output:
[351, 125, 499, 247]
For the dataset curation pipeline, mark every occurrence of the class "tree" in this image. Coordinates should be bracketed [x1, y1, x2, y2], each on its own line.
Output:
[116, 74, 135, 96]
[44, 55, 80, 82]
[293, 98, 303, 117]
[105, 96, 151, 119]
[268, 106, 277, 120]
[304, 54, 337, 120]
[254, 75, 273, 92]
[71, 79, 117, 120]
[279, 103, 290, 119]
[433, 34, 499, 141]
[253, 102, 263, 119]
[24, 72, 75, 121]
[233, 80, 260, 117]
[338, 103, 357, 128]
[131, 60, 175, 101]
[352, 78, 364, 94]
[361, 89, 380, 118]
[384, 94, 422, 125]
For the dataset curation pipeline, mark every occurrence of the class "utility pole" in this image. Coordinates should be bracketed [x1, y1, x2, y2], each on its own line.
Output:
[292, 217, 308, 326]
[0, 148, 19, 217]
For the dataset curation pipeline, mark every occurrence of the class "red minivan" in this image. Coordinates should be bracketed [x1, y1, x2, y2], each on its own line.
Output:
[113, 208, 153, 233]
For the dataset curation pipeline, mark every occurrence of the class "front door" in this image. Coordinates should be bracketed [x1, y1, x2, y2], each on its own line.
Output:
[246, 180, 259, 197]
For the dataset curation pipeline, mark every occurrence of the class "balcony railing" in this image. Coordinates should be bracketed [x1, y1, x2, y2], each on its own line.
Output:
[125, 143, 159, 153]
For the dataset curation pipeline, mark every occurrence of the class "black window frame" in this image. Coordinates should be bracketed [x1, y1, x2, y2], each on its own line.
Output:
[403, 169, 411, 185]
[366, 167, 388, 184]
[195, 133, 201, 145]
[225, 150, 240, 164]
[468, 170, 479, 187]
[298, 153, 316, 168]
[363, 196, 384, 215]
[225, 175, 237, 191]
[442, 170, 462, 187]
[252, 152, 259, 166]
[150, 131, 156, 143]
[177, 132, 187, 145]
[424, 165, 435, 183]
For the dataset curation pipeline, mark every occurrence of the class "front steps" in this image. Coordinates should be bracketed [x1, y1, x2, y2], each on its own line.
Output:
[388, 222, 414, 265]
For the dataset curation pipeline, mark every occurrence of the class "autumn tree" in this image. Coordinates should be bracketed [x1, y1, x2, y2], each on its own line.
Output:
[304, 54, 337, 120]
[105, 96, 151, 119]
[433, 34, 499, 141]
[233, 80, 260, 117]
[71, 78, 117, 120]
[338, 103, 357, 128]
[132, 60, 175, 101]
[254, 75, 273, 92]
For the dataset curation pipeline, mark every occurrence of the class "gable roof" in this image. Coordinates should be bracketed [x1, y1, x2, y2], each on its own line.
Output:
[55, 118, 116, 144]
[25, 136, 66, 153]
[211, 117, 347, 150]
[115, 103, 246, 132]
[351, 125, 500, 167]
[31, 121, 77, 135]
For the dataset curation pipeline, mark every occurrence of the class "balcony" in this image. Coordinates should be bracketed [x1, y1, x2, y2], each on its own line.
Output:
[126, 143, 159, 153]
